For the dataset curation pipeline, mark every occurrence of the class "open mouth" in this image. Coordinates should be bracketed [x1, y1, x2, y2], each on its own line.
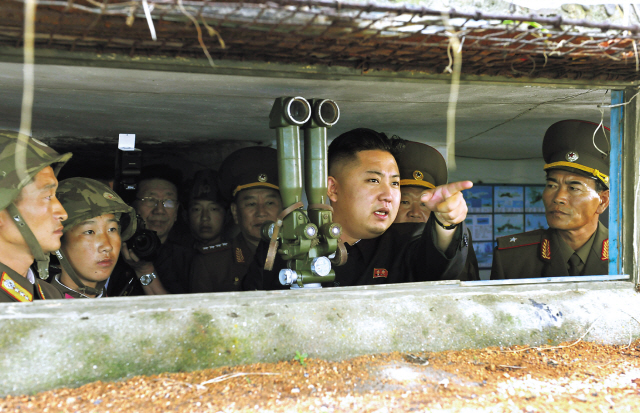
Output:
[373, 209, 390, 218]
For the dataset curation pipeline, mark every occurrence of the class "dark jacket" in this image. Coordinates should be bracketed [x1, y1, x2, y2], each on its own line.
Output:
[106, 228, 194, 296]
[0, 262, 63, 302]
[190, 233, 254, 293]
[490, 223, 608, 279]
[243, 217, 477, 291]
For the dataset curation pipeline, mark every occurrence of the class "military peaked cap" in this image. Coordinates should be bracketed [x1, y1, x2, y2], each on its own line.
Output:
[219, 146, 279, 202]
[190, 169, 223, 204]
[542, 120, 610, 188]
[396, 141, 447, 189]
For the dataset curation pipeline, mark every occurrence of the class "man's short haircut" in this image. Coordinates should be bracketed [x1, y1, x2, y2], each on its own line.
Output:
[328, 128, 406, 174]
[138, 164, 183, 193]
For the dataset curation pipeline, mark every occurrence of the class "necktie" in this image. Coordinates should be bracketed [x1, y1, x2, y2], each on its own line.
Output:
[568, 253, 581, 276]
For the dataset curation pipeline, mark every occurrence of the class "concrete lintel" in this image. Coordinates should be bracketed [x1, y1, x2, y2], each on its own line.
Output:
[1, 279, 638, 396]
[0, 47, 634, 90]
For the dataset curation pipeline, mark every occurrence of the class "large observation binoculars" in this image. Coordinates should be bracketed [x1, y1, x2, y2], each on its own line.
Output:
[262, 97, 346, 288]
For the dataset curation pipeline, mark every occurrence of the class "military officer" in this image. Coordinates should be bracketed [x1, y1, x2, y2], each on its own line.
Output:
[0, 130, 72, 302]
[51, 178, 137, 298]
[190, 147, 282, 293]
[187, 169, 226, 251]
[490, 120, 610, 279]
[243, 128, 473, 290]
[394, 140, 479, 281]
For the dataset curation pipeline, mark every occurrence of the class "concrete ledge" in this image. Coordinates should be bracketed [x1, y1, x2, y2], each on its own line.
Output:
[1, 279, 638, 396]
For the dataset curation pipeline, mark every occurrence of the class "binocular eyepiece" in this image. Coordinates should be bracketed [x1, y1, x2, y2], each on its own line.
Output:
[272, 97, 340, 128]
[282, 97, 311, 126]
[312, 99, 340, 128]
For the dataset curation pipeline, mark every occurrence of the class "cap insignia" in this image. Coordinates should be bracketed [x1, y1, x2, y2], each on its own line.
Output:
[258, 173, 268, 182]
[413, 170, 424, 181]
[197, 184, 211, 196]
[103, 192, 116, 200]
[565, 151, 579, 162]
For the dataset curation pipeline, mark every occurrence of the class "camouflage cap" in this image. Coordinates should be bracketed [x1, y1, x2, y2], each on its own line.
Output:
[0, 130, 72, 211]
[542, 120, 610, 188]
[189, 169, 224, 205]
[218, 146, 279, 202]
[396, 141, 448, 189]
[57, 177, 137, 241]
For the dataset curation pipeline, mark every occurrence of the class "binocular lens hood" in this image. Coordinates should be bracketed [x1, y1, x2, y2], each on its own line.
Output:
[284, 97, 311, 125]
[314, 99, 340, 127]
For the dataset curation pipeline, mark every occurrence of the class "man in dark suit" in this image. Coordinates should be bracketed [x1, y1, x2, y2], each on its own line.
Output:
[243, 128, 473, 290]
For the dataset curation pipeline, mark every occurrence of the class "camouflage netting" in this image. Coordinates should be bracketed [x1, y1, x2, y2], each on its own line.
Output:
[2, 0, 640, 81]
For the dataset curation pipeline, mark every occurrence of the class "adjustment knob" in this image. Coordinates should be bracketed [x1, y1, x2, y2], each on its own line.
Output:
[310, 256, 332, 277]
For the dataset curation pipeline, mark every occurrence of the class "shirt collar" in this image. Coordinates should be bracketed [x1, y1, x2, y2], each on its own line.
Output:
[574, 229, 597, 264]
[26, 268, 35, 285]
[554, 228, 597, 265]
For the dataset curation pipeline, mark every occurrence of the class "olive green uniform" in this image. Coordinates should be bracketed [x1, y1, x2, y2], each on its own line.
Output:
[0, 130, 71, 300]
[190, 233, 254, 293]
[489, 119, 610, 280]
[189, 146, 279, 293]
[395, 140, 479, 281]
[490, 223, 608, 279]
[0, 263, 63, 302]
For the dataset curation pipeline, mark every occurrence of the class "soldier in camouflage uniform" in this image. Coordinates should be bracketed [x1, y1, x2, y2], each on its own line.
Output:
[51, 178, 137, 298]
[491, 120, 610, 279]
[190, 147, 282, 293]
[0, 130, 71, 302]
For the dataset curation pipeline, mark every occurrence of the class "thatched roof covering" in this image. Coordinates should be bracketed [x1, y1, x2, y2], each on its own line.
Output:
[3, 0, 640, 81]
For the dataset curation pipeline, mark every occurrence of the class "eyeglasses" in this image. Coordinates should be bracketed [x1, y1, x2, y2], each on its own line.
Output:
[137, 197, 178, 209]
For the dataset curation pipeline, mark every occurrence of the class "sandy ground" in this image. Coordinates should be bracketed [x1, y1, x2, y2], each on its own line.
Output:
[3, 340, 640, 412]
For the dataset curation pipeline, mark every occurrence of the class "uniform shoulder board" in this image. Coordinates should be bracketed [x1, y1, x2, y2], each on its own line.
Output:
[199, 242, 231, 254]
[496, 229, 545, 250]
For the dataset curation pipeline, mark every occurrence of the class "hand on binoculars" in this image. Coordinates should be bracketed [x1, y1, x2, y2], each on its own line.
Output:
[421, 180, 473, 227]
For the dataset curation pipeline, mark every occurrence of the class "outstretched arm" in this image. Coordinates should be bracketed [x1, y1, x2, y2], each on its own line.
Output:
[421, 181, 473, 251]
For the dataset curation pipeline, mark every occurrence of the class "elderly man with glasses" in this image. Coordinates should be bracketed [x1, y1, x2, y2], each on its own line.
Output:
[107, 165, 194, 296]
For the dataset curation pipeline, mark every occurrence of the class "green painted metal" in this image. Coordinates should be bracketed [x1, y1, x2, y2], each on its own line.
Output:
[303, 125, 328, 207]
[267, 96, 344, 287]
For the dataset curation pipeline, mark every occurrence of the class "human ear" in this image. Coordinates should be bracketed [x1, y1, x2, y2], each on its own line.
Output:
[596, 189, 610, 214]
[230, 203, 239, 225]
[327, 176, 339, 203]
